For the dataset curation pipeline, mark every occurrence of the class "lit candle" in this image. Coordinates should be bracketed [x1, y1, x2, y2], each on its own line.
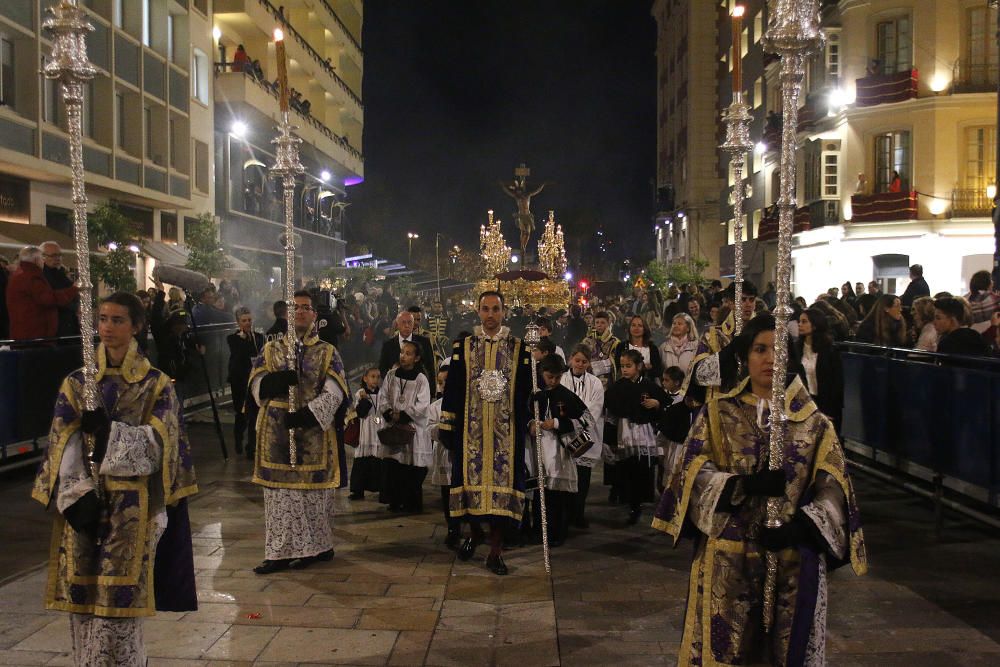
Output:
[274, 28, 289, 112]
[731, 5, 745, 95]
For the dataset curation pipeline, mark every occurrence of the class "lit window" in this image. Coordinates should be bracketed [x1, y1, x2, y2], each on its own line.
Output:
[191, 48, 209, 104]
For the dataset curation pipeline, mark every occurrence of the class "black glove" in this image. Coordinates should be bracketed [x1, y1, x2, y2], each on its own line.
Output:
[259, 370, 299, 400]
[760, 511, 817, 552]
[284, 409, 319, 430]
[355, 397, 374, 418]
[63, 490, 101, 538]
[743, 469, 787, 497]
[79, 409, 111, 464]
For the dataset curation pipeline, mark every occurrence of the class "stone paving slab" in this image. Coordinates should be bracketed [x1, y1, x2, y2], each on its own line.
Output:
[3, 425, 1000, 665]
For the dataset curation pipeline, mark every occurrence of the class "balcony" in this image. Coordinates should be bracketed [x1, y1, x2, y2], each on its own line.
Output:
[756, 204, 811, 242]
[850, 191, 918, 223]
[855, 69, 918, 107]
[952, 60, 998, 94]
[214, 70, 363, 176]
[952, 189, 993, 218]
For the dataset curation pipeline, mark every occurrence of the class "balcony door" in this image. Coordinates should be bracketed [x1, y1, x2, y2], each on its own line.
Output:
[874, 131, 910, 194]
[966, 7, 999, 88]
[876, 16, 911, 75]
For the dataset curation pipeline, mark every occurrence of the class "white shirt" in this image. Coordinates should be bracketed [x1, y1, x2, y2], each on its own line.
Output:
[800, 341, 818, 396]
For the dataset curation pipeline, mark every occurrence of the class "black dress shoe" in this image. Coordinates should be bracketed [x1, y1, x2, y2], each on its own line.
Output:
[316, 549, 334, 562]
[486, 554, 508, 576]
[457, 534, 484, 562]
[253, 559, 290, 575]
[626, 509, 641, 526]
[289, 556, 315, 570]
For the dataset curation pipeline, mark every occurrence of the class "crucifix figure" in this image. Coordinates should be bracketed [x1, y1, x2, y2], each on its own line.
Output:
[499, 163, 548, 253]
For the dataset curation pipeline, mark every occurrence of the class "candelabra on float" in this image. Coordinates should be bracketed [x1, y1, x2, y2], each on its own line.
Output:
[720, 5, 754, 336]
[760, 0, 824, 633]
[43, 1, 100, 491]
[537, 211, 567, 278]
[480, 209, 512, 277]
[270, 28, 305, 468]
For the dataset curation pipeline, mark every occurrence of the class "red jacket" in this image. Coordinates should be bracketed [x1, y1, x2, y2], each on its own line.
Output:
[6, 261, 79, 340]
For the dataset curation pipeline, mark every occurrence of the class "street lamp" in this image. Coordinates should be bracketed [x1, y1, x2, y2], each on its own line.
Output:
[407, 232, 419, 266]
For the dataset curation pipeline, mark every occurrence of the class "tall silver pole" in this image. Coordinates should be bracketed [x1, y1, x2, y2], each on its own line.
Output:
[721, 97, 753, 335]
[43, 1, 99, 483]
[523, 322, 551, 574]
[761, 0, 823, 634]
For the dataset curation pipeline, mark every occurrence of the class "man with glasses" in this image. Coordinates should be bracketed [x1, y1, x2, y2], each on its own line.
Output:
[684, 280, 759, 405]
[249, 290, 351, 574]
[40, 241, 80, 338]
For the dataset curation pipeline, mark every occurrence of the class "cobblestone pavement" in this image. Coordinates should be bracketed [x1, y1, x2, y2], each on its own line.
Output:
[1, 423, 1000, 665]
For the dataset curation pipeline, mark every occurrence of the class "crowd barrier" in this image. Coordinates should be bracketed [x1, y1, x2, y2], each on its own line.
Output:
[839, 342, 1000, 508]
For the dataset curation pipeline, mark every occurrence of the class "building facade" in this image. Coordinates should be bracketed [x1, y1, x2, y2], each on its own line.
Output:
[651, 0, 726, 278]
[717, 0, 996, 298]
[0, 0, 216, 284]
[212, 0, 364, 281]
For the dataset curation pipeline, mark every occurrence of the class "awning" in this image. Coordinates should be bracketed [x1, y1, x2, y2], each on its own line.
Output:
[0, 221, 105, 269]
[143, 240, 252, 274]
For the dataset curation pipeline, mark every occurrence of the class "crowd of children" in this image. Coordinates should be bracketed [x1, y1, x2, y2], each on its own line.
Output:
[342, 316, 698, 550]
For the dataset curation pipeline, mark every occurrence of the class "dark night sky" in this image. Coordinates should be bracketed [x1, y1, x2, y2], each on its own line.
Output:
[350, 1, 657, 268]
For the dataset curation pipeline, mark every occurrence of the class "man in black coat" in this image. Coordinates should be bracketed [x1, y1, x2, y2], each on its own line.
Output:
[934, 297, 990, 357]
[378, 310, 435, 383]
[900, 264, 930, 308]
[40, 241, 79, 338]
[227, 306, 265, 457]
[265, 300, 288, 339]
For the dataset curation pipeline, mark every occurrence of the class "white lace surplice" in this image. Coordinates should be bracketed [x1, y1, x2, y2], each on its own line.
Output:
[71, 614, 145, 667]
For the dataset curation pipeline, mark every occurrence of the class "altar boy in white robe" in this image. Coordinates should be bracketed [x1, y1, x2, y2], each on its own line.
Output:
[560, 344, 604, 529]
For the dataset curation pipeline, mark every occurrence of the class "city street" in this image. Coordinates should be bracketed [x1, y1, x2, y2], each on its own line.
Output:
[0, 424, 999, 666]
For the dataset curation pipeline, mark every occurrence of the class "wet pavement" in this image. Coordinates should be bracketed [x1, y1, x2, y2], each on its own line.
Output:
[1, 422, 999, 665]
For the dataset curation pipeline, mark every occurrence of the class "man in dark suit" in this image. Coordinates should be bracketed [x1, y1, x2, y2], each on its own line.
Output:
[378, 310, 435, 382]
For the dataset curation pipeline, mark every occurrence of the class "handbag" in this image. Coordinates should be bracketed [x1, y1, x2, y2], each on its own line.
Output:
[343, 415, 360, 447]
[377, 422, 416, 448]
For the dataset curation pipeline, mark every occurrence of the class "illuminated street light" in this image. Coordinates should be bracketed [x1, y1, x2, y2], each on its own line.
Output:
[231, 120, 247, 137]
[407, 232, 419, 265]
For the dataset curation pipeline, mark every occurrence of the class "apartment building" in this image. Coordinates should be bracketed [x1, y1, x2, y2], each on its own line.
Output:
[0, 0, 216, 285]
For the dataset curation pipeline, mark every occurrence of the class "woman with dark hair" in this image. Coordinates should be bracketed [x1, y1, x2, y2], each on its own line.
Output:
[855, 294, 907, 347]
[616, 314, 664, 382]
[797, 307, 844, 432]
[653, 314, 866, 665]
[32, 292, 197, 664]
[841, 281, 858, 310]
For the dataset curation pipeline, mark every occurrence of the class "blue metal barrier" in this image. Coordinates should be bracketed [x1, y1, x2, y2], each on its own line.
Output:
[839, 342, 1000, 506]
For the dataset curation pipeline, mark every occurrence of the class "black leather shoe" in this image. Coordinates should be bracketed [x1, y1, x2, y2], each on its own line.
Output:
[289, 556, 315, 570]
[626, 509, 641, 526]
[253, 559, 290, 575]
[486, 554, 508, 576]
[457, 534, 484, 562]
[444, 531, 462, 551]
[316, 549, 334, 561]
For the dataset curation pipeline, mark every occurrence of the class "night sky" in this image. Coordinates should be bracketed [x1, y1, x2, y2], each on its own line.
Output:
[350, 0, 657, 271]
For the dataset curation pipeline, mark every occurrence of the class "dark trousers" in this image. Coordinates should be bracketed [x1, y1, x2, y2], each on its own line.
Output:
[382, 459, 426, 511]
[531, 488, 570, 543]
[230, 381, 255, 455]
[350, 456, 382, 495]
[571, 465, 592, 525]
[619, 456, 655, 511]
[440, 486, 461, 533]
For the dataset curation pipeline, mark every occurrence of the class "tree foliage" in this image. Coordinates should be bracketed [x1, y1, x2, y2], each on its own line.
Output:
[185, 213, 229, 279]
[645, 257, 710, 289]
[88, 203, 138, 293]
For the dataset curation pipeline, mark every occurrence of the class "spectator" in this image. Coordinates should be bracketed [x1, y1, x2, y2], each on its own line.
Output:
[6, 246, 79, 341]
[564, 304, 587, 352]
[658, 313, 698, 380]
[232, 44, 249, 72]
[797, 307, 844, 432]
[900, 264, 929, 308]
[150, 287, 199, 386]
[888, 170, 902, 193]
[841, 281, 858, 311]
[810, 298, 850, 342]
[685, 296, 710, 331]
[856, 280, 880, 318]
[0, 256, 9, 339]
[911, 296, 938, 352]
[965, 270, 1000, 333]
[934, 297, 990, 356]
[134, 290, 152, 352]
[265, 300, 288, 337]
[855, 294, 907, 347]
[227, 306, 264, 457]
[315, 289, 347, 347]
[983, 311, 1000, 355]
[762, 282, 777, 309]
[40, 241, 79, 338]
[191, 286, 233, 326]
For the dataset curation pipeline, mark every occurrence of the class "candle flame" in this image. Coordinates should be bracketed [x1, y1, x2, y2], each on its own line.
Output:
[732, 5, 745, 17]
[274, 28, 284, 42]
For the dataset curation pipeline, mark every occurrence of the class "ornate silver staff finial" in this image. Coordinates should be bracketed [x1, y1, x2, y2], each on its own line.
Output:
[760, 0, 824, 634]
[43, 0, 101, 489]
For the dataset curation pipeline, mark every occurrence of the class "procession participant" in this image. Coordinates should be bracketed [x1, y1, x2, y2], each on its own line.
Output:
[604, 349, 669, 525]
[561, 345, 604, 529]
[653, 314, 867, 666]
[250, 290, 349, 574]
[348, 367, 382, 501]
[32, 292, 197, 666]
[426, 300, 451, 366]
[439, 291, 533, 575]
[685, 280, 758, 405]
[428, 365, 461, 548]
[227, 306, 264, 457]
[528, 353, 595, 546]
[378, 340, 432, 513]
[535, 316, 566, 361]
[584, 311, 623, 501]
